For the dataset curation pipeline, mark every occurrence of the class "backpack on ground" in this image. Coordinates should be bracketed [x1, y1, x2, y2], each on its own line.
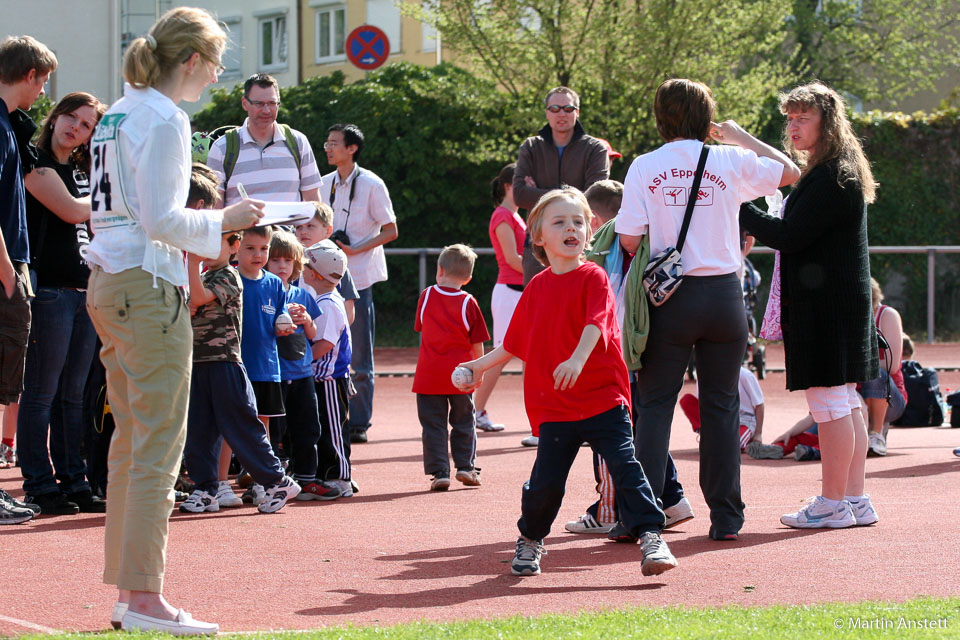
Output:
[892, 360, 944, 427]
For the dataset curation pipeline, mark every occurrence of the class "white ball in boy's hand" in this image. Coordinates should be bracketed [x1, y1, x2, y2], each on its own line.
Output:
[275, 312, 295, 331]
[451, 366, 474, 390]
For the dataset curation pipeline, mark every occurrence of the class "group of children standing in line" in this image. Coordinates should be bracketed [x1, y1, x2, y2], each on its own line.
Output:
[178, 165, 356, 514]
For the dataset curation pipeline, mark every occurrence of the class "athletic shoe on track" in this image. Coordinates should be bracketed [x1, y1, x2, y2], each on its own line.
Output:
[520, 435, 539, 447]
[122, 608, 218, 635]
[0, 443, 16, 468]
[430, 473, 450, 492]
[258, 476, 301, 513]
[867, 432, 887, 457]
[455, 468, 481, 486]
[329, 478, 354, 497]
[794, 444, 821, 461]
[663, 497, 695, 529]
[606, 521, 638, 543]
[216, 481, 243, 507]
[296, 481, 342, 501]
[511, 536, 545, 576]
[241, 483, 266, 506]
[0, 489, 39, 514]
[0, 502, 33, 525]
[179, 490, 219, 513]
[475, 410, 505, 432]
[780, 496, 855, 529]
[564, 513, 615, 534]
[27, 492, 79, 515]
[639, 532, 678, 576]
[746, 441, 784, 460]
[849, 494, 879, 526]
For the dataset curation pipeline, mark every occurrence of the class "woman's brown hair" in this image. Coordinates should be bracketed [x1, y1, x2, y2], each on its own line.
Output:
[35, 92, 106, 173]
[780, 82, 877, 204]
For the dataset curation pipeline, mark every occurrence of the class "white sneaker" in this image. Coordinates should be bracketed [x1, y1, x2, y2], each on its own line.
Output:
[849, 494, 879, 526]
[475, 410, 505, 432]
[663, 497, 695, 529]
[564, 513, 615, 534]
[241, 483, 266, 506]
[258, 476, 301, 513]
[329, 478, 354, 497]
[215, 481, 242, 508]
[780, 496, 856, 529]
[122, 608, 218, 636]
[520, 435, 539, 447]
[178, 490, 219, 513]
[867, 432, 887, 457]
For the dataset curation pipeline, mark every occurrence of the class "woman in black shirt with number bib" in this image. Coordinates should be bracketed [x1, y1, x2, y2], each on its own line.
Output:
[17, 91, 106, 515]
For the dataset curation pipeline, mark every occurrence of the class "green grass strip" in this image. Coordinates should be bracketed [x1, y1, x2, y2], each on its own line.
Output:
[19, 597, 960, 640]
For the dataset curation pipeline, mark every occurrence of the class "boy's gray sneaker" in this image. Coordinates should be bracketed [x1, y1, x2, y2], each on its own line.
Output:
[511, 536, 546, 576]
[746, 441, 784, 460]
[639, 531, 678, 576]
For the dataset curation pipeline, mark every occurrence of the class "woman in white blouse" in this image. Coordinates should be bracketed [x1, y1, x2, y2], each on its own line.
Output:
[85, 7, 263, 635]
[616, 79, 798, 542]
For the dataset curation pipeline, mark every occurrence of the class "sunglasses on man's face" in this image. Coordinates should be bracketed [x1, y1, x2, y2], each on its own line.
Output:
[546, 104, 577, 113]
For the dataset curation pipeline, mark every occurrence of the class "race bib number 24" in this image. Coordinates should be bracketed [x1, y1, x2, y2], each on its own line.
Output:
[89, 113, 136, 230]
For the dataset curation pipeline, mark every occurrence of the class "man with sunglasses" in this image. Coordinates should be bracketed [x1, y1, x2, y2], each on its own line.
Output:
[513, 87, 610, 286]
[207, 73, 322, 205]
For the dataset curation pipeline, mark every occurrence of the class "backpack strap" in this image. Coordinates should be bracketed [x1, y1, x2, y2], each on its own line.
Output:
[222, 127, 241, 191]
[278, 123, 302, 173]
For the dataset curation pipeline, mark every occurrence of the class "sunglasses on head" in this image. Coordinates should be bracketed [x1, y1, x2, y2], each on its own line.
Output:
[546, 104, 577, 113]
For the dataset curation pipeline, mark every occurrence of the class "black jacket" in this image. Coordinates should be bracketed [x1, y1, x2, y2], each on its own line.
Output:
[740, 161, 879, 390]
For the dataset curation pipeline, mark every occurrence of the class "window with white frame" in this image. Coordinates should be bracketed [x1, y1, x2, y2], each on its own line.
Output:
[314, 3, 346, 62]
[421, 0, 437, 53]
[257, 11, 288, 71]
[365, 0, 401, 54]
[221, 16, 242, 79]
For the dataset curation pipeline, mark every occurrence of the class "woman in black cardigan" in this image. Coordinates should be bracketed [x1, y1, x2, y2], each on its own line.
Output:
[740, 82, 879, 530]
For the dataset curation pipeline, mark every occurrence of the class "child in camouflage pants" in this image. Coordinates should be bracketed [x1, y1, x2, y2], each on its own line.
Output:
[178, 166, 299, 514]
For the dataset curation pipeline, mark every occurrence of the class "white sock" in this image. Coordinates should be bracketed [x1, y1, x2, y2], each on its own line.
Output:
[845, 495, 865, 503]
[820, 496, 842, 508]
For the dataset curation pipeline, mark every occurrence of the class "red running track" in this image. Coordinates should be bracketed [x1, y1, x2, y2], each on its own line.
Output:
[0, 347, 958, 635]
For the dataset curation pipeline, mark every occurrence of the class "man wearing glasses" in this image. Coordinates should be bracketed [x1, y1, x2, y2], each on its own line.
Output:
[207, 73, 322, 204]
[320, 123, 397, 445]
[513, 86, 610, 285]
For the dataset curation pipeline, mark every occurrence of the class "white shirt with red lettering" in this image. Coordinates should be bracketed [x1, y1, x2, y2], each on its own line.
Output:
[616, 139, 782, 276]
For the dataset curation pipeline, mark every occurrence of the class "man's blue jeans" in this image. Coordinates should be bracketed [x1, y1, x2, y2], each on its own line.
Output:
[348, 286, 375, 433]
[17, 287, 98, 496]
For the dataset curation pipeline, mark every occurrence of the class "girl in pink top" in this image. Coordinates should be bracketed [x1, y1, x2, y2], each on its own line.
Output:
[474, 164, 525, 435]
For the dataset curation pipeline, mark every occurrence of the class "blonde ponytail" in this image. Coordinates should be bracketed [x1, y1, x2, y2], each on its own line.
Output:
[122, 6, 226, 89]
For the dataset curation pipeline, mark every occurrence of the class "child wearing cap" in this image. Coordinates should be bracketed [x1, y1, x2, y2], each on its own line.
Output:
[302, 240, 355, 497]
[413, 244, 490, 491]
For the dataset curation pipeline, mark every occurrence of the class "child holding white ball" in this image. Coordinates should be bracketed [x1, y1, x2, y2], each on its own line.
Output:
[458, 188, 676, 578]
[413, 244, 490, 491]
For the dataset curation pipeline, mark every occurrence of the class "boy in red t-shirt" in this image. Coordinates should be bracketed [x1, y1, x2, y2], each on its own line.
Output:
[459, 188, 676, 578]
[413, 244, 490, 491]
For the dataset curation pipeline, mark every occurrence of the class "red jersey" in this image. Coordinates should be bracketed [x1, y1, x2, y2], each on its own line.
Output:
[504, 261, 630, 429]
[413, 285, 490, 395]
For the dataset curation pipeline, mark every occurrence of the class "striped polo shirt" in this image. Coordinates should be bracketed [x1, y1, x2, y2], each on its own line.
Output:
[207, 118, 322, 204]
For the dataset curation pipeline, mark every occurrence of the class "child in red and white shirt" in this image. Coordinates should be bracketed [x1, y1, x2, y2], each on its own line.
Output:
[459, 188, 676, 578]
[413, 244, 490, 491]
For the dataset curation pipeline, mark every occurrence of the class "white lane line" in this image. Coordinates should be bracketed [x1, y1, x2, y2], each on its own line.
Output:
[0, 613, 61, 634]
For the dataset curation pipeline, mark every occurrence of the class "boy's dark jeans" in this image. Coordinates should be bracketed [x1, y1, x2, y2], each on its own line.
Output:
[518, 404, 665, 541]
